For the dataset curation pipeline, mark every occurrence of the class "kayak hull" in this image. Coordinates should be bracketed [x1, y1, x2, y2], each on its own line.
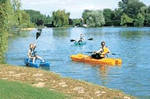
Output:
[74, 41, 86, 45]
[24, 58, 50, 68]
[71, 54, 122, 65]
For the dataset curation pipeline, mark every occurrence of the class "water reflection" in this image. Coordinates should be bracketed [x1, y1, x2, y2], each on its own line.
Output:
[119, 31, 146, 40]
[53, 29, 70, 37]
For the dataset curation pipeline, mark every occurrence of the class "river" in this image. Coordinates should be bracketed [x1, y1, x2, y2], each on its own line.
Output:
[5, 27, 150, 99]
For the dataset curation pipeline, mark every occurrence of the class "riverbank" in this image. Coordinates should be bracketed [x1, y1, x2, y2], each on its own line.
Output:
[21, 28, 35, 30]
[0, 64, 136, 99]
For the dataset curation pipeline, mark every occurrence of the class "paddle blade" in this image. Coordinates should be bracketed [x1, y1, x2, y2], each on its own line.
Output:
[36, 32, 41, 39]
[70, 39, 75, 42]
[85, 52, 93, 53]
[88, 38, 93, 40]
[112, 53, 116, 55]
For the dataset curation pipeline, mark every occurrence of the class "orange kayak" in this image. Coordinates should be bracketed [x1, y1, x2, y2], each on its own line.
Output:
[70, 54, 122, 65]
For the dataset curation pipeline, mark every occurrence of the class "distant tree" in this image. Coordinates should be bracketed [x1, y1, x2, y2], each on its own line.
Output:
[103, 8, 114, 22]
[126, 0, 146, 18]
[36, 20, 43, 26]
[52, 10, 70, 27]
[121, 13, 133, 25]
[72, 18, 81, 26]
[148, 6, 150, 13]
[69, 19, 73, 25]
[82, 10, 105, 27]
[112, 8, 122, 20]
[134, 13, 144, 27]
[25, 10, 52, 25]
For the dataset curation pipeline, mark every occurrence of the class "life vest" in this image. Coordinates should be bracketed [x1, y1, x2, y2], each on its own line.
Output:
[30, 48, 37, 57]
[100, 46, 109, 57]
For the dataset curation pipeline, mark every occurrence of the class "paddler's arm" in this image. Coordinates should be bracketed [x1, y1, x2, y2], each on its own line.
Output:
[28, 50, 32, 58]
[94, 48, 102, 53]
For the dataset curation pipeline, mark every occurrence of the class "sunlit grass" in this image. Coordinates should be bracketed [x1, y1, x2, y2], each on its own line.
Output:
[0, 79, 70, 99]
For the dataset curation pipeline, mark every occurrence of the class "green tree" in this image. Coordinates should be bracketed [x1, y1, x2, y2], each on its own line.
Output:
[25, 10, 52, 25]
[52, 10, 70, 27]
[103, 8, 113, 22]
[148, 6, 150, 13]
[134, 13, 144, 26]
[126, 0, 146, 18]
[118, 0, 129, 13]
[112, 8, 122, 20]
[82, 10, 105, 27]
[0, 0, 13, 63]
[73, 18, 81, 26]
[121, 13, 133, 25]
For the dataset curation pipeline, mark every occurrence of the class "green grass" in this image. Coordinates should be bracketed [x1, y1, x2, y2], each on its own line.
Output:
[0, 79, 70, 99]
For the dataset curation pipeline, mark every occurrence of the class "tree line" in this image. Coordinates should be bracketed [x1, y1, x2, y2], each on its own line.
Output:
[24, 0, 150, 27]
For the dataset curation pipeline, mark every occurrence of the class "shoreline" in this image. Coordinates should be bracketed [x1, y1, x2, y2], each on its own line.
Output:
[0, 64, 136, 99]
[21, 28, 35, 30]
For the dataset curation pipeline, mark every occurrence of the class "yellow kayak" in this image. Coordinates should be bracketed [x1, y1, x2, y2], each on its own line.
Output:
[70, 54, 122, 65]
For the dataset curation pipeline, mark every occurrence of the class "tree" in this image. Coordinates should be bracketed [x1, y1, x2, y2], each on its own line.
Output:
[52, 10, 70, 27]
[103, 8, 113, 22]
[134, 13, 144, 26]
[126, 0, 146, 18]
[145, 13, 150, 26]
[118, 0, 129, 13]
[113, 8, 122, 20]
[82, 10, 105, 27]
[121, 13, 133, 25]
[0, 0, 13, 63]
[36, 20, 43, 26]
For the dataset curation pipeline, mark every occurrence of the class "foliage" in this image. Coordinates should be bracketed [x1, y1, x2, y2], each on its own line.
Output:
[103, 8, 114, 22]
[113, 8, 122, 20]
[24, 10, 53, 25]
[126, 0, 146, 18]
[121, 13, 133, 25]
[52, 10, 70, 27]
[72, 18, 81, 26]
[134, 13, 144, 27]
[145, 13, 150, 26]
[0, 0, 13, 63]
[11, 0, 34, 33]
[82, 10, 105, 27]
[118, 0, 147, 26]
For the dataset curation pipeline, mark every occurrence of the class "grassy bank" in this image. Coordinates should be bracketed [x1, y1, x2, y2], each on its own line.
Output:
[0, 79, 70, 99]
[0, 64, 136, 99]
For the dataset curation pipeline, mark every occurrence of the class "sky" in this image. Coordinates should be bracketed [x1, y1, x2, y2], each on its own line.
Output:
[22, 0, 150, 19]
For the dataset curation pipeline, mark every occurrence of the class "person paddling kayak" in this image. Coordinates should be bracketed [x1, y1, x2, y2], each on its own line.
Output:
[91, 41, 110, 59]
[28, 44, 45, 63]
[78, 34, 85, 42]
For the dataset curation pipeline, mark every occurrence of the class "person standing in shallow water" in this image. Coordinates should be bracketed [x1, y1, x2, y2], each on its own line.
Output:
[91, 41, 111, 59]
[28, 44, 45, 63]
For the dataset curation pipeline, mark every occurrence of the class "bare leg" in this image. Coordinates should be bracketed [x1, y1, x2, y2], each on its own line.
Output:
[36, 55, 45, 62]
[32, 57, 36, 63]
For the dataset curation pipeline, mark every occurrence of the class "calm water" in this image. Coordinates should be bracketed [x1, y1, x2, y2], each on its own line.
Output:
[5, 27, 150, 99]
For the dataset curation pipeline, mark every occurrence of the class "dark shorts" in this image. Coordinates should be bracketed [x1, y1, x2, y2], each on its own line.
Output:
[91, 53, 104, 59]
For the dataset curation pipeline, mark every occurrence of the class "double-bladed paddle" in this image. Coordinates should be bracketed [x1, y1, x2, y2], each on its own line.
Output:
[36, 29, 42, 40]
[85, 52, 117, 55]
[70, 38, 93, 42]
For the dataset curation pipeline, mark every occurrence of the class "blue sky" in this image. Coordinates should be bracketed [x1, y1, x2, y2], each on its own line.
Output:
[22, 0, 150, 18]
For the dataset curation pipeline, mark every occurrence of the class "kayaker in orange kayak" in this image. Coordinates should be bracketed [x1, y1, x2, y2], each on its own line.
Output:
[91, 41, 110, 59]
[28, 44, 45, 63]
